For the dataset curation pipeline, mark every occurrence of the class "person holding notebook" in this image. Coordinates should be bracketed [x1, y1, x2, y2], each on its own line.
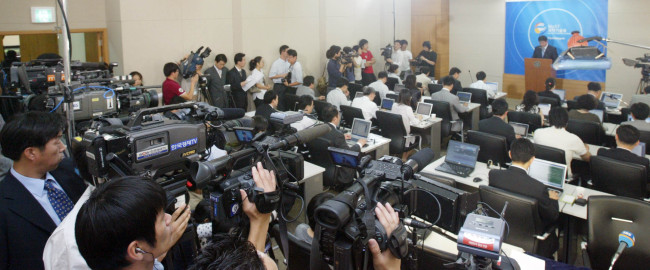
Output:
[597, 125, 650, 183]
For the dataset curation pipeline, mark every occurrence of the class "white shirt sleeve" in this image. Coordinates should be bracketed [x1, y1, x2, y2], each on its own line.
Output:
[292, 62, 303, 84]
[243, 69, 264, 91]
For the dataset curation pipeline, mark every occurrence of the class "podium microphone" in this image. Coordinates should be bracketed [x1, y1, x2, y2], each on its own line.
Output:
[609, 231, 635, 270]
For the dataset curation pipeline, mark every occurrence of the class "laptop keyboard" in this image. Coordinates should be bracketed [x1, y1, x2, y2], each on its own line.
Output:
[436, 162, 474, 177]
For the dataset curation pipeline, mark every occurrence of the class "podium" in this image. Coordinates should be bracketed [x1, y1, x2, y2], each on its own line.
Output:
[525, 58, 556, 92]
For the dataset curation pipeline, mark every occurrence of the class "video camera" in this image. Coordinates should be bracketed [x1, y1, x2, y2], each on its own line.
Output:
[8, 60, 117, 95]
[340, 47, 358, 65]
[623, 53, 650, 77]
[180, 46, 212, 79]
[311, 148, 439, 270]
[380, 44, 393, 60]
[190, 123, 333, 234]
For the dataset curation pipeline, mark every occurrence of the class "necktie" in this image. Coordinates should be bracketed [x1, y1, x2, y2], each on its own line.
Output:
[45, 179, 74, 221]
[542, 48, 546, 57]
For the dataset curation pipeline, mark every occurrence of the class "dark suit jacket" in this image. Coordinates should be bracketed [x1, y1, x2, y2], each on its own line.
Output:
[227, 67, 246, 93]
[451, 79, 463, 95]
[478, 116, 516, 149]
[255, 104, 277, 122]
[0, 160, 86, 270]
[597, 147, 650, 183]
[322, 124, 361, 186]
[204, 66, 229, 108]
[409, 87, 422, 111]
[489, 166, 559, 228]
[532, 45, 559, 61]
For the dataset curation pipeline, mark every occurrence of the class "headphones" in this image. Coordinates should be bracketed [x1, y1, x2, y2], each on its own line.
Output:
[135, 247, 151, 255]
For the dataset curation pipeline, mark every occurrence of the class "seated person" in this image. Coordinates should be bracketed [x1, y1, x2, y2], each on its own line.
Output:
[533, 107, 590, 176]
[415, 67, 432, 96]
[449, 67, 462, 95]
[162, 62, 198, 105]
[568, 94, 601, 124]
[391, 89, 420, 160]
[621, 102, 650, 132]
[291, 95, 317, 131]
[322, 105, 366, 187]
[516, 90, 545, 123]
[294, 192, 335, 244]
[404, 74, 422, 110]
[468, 71, 496, 98]
[537, 77, 562, 106]
[369, 71, 391, 99]
[489, 138, 559, 230]
[296, 75, 325, 100]
[252, 115, 269, 135]
[387, 64, 402, 85]
[0, 112, 87, 269]
[351, 86, 379, 121]
[630, 86, 650, 108]
[479, 99, 518, 148]
[585, 82, 607, 122]
[326, 78, 351, 110]
[431, 75, 468, 132]
[598, 124, 650, 183]
[255, 90, 279, 123]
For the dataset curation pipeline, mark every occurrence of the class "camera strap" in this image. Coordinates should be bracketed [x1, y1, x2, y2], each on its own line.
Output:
[388, 223, 409, 259]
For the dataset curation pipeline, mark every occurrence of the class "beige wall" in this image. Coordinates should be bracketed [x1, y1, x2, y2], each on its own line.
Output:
[450, 0, 650, 102]
[0, 0, 106, 32]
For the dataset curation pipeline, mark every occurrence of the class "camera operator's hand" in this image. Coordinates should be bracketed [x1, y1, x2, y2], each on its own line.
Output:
[368, 202, 401, 270]
[191, 73, 199, 84]
[241, 162, 277, 251]
[157, 203, 191, 261]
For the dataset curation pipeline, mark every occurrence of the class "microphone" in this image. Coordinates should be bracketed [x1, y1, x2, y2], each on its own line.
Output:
[609, 231, 635, 270]
[402, 148, 435, 179]
[216, 108, 245, 120]
[578, 36, 603, 43]
[268, 123, 332, 151]
[402, 217, 430, 229]
[468, 70, 474, 83]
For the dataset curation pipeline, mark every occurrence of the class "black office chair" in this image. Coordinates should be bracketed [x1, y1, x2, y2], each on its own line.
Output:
[376, 111, 421, 155]
[479, 185, 558, 258]
[467, 130, 509, 167]
[567, 119, 604, 146]
[284, 94, 300, 111]
[533, 144, 566, 165]
[386, 93, 399, 101]
[313, 100, 329, 122]
[507, 111, 542, 133]
[590, 156, 647, 199]
[373, 94, 381, 106]
[428, 83, 443, 96]
[386, 77, 399, 90]
[305, 137, 338, 188]
[426, 99, 463, 142]
[348, 83, 363, 99]
[340, 105, 365, 129]
[538, 96, 560, 108]
[285, 86, 297, 95]
[394, 84, 407, 93]
[581, 196, 650, 270]
[566, 100, 577, 111]
[462, 88, 492, 119]
[639, 130, 650, 155]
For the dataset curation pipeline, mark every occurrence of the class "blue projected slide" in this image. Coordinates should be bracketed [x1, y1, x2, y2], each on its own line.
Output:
[505, 0, 608, 82]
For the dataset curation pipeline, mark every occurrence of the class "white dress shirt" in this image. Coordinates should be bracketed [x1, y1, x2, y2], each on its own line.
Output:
[391, 50, 403, 67]
[388, 73, 402, 85]
[391, 103, 420, 145]
[416, 74, 432, 88]
[369, 80, 390, 99]
[469, 80, 496, 98]
[243, 68, 266, 100]
[327, 88, 350, 110]
[11, 168, 66, 225]
[400, 50, 413, 72]
[353, 56, 364, 81]
[351, 96, 379, 120]
[290, 61, 304, 85]
[269, 57, 290, 84]
[290, 112, 317, 131]
[533, 127, 588, 176]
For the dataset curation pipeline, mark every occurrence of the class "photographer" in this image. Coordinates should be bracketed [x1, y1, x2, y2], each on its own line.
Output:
[203, 54, 229, 108]
[386, 40, 402, 68]
[326, 45, 346, 90]
[130, 71, 143, 86]
[416, 41, 437, 75]
[342, 47, 356, 83]
[359, 39, 377, 86]
[181, 61, 203, 101]
[162, 62, 198, 105]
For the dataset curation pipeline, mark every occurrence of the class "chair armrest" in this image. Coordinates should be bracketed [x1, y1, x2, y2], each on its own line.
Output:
[534, 225, 557, 240]
[581, 241, 592, 268]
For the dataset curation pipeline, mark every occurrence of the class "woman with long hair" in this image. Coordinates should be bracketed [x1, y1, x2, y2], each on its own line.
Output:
[516, 90, 545, 123]
[404, 75, 421, 110]
[391, 89, 421, 160]
[243, 56, 271, 110]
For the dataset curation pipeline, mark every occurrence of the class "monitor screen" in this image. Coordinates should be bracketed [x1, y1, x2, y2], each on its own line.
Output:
[234, 128, 255, 143]
[416, 102, 432, 116]
[457, 92, 472, 103]
[445, 140, 480, 167]
[381, 98, 394, 110]
[528, 159, 566, 189]
[551, 89, 566, 101]
[589, 109, 604, 122]
[632, 142, 646, 157]
[351, 119, 371, 138]
[538, 103, 551, 116]
[601, 92, 623, 108]
[509, 122, 529, 136]
[328, 147, 361, 168]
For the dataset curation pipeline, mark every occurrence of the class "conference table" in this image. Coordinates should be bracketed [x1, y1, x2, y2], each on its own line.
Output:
[300, 161, 326, 205]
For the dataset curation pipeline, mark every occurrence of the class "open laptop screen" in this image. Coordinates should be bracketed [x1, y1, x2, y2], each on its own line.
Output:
[351, 118, 372, 138]
[445, 140, 480, 167]
[589, 109, 604, 122]
[509, 122, 529, 136]
[632, 142, 646, 157]
[457, 92, 472, 103]
[539, 103, 551, 116]
[601, 92, 623, 108]
[486, 82, 498, 93]
[528, 159, 567, 190]
[381, 98, 394, 110]
[551, 89, 566, 101]
[416, 102, 433, 116]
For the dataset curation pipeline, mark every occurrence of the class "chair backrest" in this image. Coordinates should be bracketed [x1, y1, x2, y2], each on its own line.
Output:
[376, 110, 408, 155]
[425, 99, 452, 138]
[590, 156, 647, 199]
[288, 232, 313, 269]
[467, 130, 509, 166]
[373, 94, 381, 106]
[285, 94, 300, 111]
[286, 86, 297, 95]
[639, 130, 650, 155]
[533, 144, 566, 165]
[587, 196, 650, 270]
[386, 93, 399, 101]
[479, 185, 544, 252]
[428, 83, 443, 95]
[462, 88, 491, 119]
[386, 77, 399, 90]
[340, 105, 365, 129]
[348, 83, 363, 99]
[305, 137, 337, 187]
[567, 119, 603, 145]
[538, 96, 560, 108]
[507, 111, 542, 132]
[313, 100, 329, 122]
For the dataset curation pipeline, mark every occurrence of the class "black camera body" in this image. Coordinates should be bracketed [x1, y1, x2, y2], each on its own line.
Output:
[181, 46, 211, 79]
[380, 44, 393, 59]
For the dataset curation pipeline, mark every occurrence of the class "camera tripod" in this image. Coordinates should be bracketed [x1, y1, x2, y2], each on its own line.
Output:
[637, 72, 650, 94]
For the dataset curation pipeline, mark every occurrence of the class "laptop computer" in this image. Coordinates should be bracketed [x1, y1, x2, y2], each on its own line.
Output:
[528, 158, 568, 195]
[416, 102, 433, 121]
[381, 98, 394, 110]
[355, 92, 364, 99]
[347, 118, 372, 146]
[632, 142, 646, 157]
[551, 89, 566, 101]
[486, 82, 499, 94]
[589, 109, 604, 122]
[601, 92, 623, 109]
[509, 122, 529, 137]
[538, 103, 552, 116]
[435, 140, 480, 177]
[457, 92, 472, 104]
[394, 84, 407, 92]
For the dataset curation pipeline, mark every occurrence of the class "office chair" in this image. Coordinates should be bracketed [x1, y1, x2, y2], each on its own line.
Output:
[386, 77, 399, 90]
[567, 119, 604, 145]
[313, 100, 329, 122]
[305, 137, 338, 188]
[589, 156, 647, 199]
[373, 94, 381, 106]
[425, 99, 464, 142]
[394, 84, 407, 93]
[386, 93, 399, 101]
[340, 105, 365, 129]
[284, 94, 300, 111]
[285, 86, 297, 95]
[538, 96, 560, 108]
[376, 111, 421, 155]
[348, 82, 363, 100]
[479, 185, 558, 258]
[639, 130, 650, 155]
[507, 111, 543, 133]
[428, 83, 443, 96]
[533, 144, 566, 165]
[461, 88, 492, 119]
[582, 196, 650, 270]
[467, 130, 509, 167]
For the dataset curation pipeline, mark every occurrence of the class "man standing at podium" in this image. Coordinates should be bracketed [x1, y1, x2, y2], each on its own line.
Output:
[532, 35, 558, 61]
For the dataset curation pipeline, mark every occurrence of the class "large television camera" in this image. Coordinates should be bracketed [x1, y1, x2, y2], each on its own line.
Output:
[190, 124, 333, 234]
[380, 44, 393, 60]
[340, 47, 358, 65]
[8, 60, 117, 94]
[311, 148, 439, 270]
[180, 46, 211, 79]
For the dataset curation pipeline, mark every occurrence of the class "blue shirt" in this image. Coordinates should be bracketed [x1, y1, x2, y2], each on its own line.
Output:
[11, 167, 67, 225]
[327, 59, 342, 88]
